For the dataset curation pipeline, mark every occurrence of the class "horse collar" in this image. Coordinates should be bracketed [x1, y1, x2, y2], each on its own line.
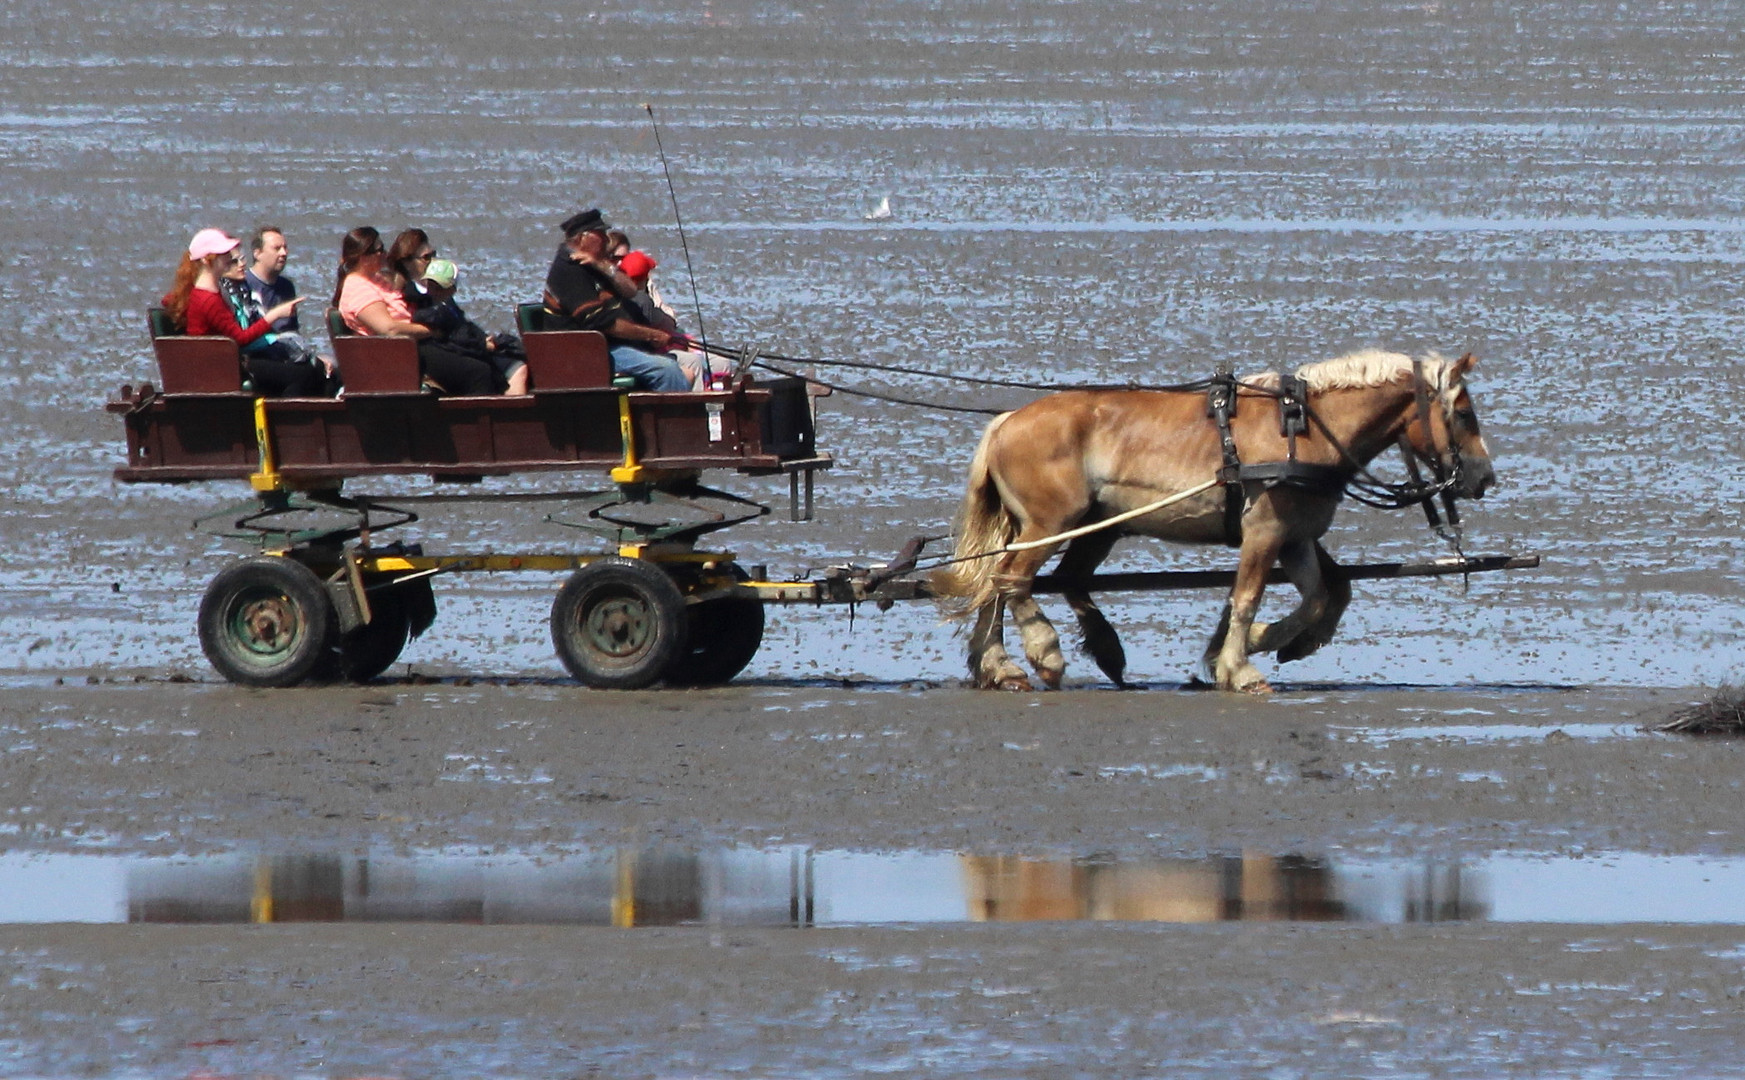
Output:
[1206, 372, 1350, 548]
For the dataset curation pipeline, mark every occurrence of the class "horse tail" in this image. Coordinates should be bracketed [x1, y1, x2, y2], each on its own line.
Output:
[932, 412, 1018, 618]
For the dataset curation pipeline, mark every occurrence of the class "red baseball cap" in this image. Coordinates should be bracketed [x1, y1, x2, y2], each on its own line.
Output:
[619, 250, 656, 278]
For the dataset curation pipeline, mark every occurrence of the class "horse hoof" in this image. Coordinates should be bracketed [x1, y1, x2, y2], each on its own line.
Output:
[1038, 671, 1063, 690]
[997, 675, 1035, 692]
[1241, 678, 1274, 695]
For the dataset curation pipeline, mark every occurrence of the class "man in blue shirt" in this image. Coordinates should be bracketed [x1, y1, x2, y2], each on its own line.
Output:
[244, 226, 301, 334]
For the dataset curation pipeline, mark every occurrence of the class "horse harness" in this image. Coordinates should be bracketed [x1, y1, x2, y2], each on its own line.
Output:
[1204, 358, 1467, 548]
[1205, 371, 1353, 547]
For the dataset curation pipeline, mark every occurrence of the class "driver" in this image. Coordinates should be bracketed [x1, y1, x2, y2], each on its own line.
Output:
[541, 208, 690, 392]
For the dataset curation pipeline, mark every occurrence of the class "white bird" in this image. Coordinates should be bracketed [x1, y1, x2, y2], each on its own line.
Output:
[864, 196, 892, 221]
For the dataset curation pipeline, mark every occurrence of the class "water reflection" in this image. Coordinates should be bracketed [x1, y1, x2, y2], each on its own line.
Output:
[10, 845, 1745, 926]
[1, 847, 1493, 927]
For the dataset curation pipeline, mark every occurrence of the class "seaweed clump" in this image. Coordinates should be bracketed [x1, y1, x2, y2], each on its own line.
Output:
[1649, 685, 1745, 736]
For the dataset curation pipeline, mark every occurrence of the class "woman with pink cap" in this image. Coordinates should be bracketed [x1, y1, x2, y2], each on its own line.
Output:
[161, 229, 333, 397]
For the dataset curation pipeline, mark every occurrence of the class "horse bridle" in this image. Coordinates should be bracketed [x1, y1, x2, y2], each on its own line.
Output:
[1395, 355, 1468, 543]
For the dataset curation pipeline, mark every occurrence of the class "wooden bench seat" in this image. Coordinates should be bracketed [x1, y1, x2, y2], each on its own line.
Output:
[146, 307, 247, 395]
[326, 307, 423, 395]
[516, 303, 613, 391]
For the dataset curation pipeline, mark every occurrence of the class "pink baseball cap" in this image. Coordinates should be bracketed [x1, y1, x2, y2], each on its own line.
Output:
[188, 228, 241, 260]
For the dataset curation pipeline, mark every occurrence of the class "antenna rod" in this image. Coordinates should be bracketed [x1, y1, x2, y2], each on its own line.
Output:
[643, 103, 709, 358]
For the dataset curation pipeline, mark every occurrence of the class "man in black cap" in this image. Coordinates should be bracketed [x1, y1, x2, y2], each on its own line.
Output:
[543, 208, 690, 391]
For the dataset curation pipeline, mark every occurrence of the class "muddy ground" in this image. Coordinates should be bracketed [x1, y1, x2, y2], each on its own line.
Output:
[1, 682, 1743, 1077]
[0, 683, 1716, 860]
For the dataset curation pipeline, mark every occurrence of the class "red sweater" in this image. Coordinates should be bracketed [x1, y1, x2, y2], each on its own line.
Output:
[184, 287, 271, 346]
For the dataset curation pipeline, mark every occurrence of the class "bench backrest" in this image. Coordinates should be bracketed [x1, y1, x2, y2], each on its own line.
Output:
[146, 307, 245, 394]
[147, 306, 178, 340]
[326, 306, 422, 395]
[523, 330, 612, 390]
[153, 337, 246, 394]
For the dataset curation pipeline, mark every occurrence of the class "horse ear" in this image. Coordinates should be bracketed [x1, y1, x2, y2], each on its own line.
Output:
[1453, 352, 1477, 377]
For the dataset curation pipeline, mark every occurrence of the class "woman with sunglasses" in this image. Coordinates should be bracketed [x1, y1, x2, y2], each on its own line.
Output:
[162, 228, 331, 396]
[332, 226, 496, 396]
[386, 227, 438, 308]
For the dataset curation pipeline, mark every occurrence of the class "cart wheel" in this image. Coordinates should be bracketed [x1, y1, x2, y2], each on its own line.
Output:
[198, 556, 337, 687]
[550, 558, 690, 689]
[665, 569, 766, 687]
[335, 588, 412, 683]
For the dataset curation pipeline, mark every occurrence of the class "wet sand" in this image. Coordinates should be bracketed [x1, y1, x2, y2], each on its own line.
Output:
[2, 682, 1744, 1076]
[0, 682, 1718, 859]
[8, 921, 1745, 1078]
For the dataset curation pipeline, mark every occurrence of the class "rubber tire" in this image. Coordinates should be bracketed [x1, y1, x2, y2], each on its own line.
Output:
[335, 588, 411, 683]
[664, 569, 766, 687]
[550, 558, 690, 690]
[198, 556, 337, 688]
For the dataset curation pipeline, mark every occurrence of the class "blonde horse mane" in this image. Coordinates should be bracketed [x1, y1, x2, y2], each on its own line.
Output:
[1295, 349, 1459, 398]
[1239, 349, 1459, 403]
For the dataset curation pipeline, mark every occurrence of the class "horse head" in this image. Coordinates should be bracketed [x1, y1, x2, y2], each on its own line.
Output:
[1402, 352, 1494, 500]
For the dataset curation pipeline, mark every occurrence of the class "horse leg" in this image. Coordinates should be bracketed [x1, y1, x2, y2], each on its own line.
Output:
[967, 595, 1032, 691]
[1278, 541, 1352, 664]
[1201, 601, 1232, 682]
[1214, 532, 1286, 694]
[1249, 540, 1327, 656]
[998, 546, 1069, 689]
[1055, 533, 1128, 688]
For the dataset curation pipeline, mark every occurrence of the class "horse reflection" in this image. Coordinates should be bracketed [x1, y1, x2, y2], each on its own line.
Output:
[960, 852, 1347, 922]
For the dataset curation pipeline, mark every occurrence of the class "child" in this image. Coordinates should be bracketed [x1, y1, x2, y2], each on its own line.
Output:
[412, 259, 528, 396]
[618, 250, 731, 390]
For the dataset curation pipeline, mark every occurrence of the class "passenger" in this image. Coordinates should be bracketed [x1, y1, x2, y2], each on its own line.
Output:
[386, 227, 439, 311]
[618, 250, 729, 391]
[220, 253, 341, 393]
[244, 226, 302, 334]
[413, 259, 529, 396]
[542, 209, 690, 392]
[606, 229, 632, 264]
[161, 228, 335, 398]
[332, 226, 497, 396]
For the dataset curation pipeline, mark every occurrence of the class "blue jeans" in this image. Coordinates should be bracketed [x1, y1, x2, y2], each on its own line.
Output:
[609, 344, 691, 392]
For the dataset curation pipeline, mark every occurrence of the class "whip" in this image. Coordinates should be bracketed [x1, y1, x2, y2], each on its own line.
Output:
[643, 103, 710, 359]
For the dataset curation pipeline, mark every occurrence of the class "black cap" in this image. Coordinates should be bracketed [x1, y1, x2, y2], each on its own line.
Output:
[561, 208, 609, 237]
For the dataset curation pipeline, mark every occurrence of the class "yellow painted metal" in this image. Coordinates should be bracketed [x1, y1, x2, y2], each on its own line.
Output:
[612, 849, 636, 928]
[251, 860, 274, 923]
[609, 388, 643, 484]
[353, 550, 738, 576]
[248, 397, 282, 492]
[359, 554, 600, 574]
[743, 581, 824, 602]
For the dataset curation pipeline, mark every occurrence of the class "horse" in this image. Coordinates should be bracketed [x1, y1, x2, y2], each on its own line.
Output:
[931, 349, 1495, 693]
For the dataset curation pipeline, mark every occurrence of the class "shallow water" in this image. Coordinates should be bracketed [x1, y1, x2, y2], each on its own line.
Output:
[11, 845, 1745, 927]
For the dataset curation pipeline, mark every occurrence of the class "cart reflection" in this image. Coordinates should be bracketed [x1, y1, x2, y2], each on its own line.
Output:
[120, 847, 1485, 926]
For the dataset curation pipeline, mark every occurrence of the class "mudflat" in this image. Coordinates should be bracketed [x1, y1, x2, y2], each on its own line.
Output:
[0, 682, 1715, 858]
[2, 682, 1744, 1077]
